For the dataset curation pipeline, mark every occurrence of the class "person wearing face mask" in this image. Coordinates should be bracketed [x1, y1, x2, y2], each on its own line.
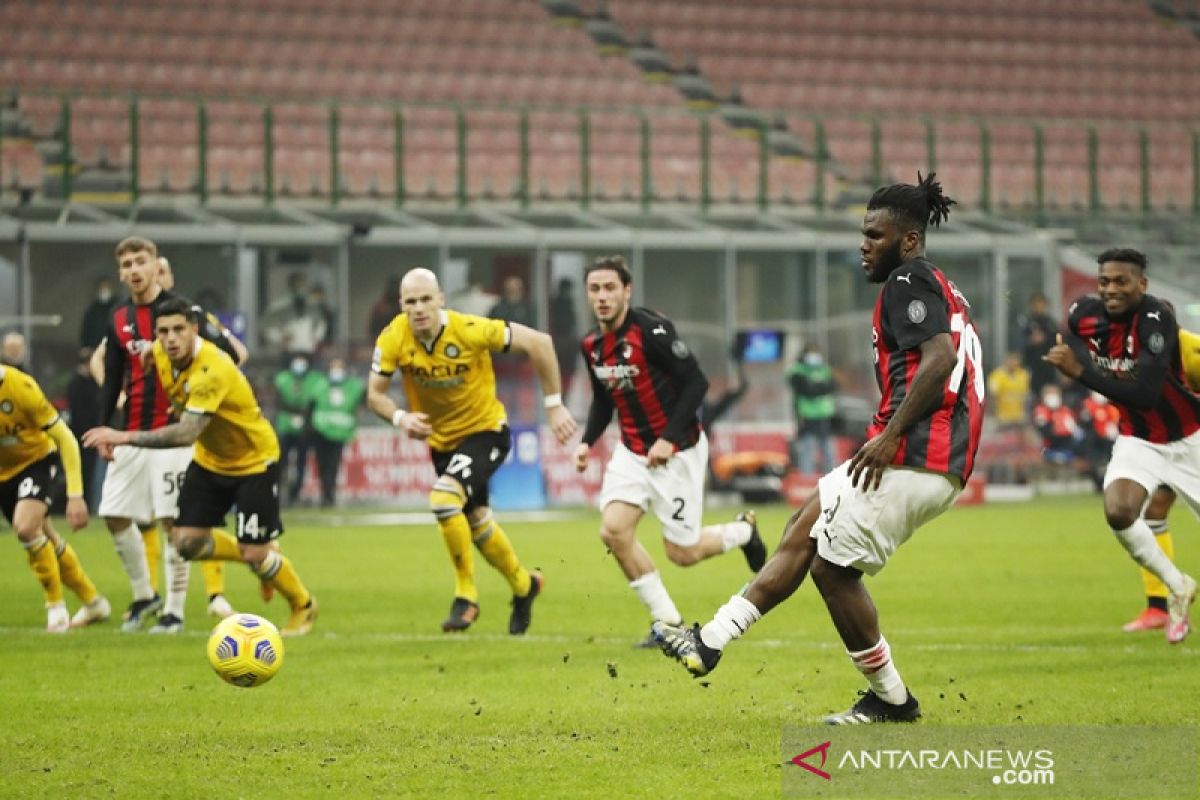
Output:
[308, 357, 364, 508]
[80, 277, 118, 349]
[1031, 383, 1082, 466]
[274, 354, 322, 506]
[787, 343, 838, 475]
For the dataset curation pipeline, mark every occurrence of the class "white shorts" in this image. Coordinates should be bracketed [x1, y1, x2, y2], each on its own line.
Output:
[1103, 430, 1200, 519]
[598, 434, 709, 546]
[98, 446, 193, 523]
[810, 461, 960, 576]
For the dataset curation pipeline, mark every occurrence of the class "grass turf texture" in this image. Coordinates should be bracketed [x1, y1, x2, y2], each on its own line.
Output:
[0, 496, 1196, 798]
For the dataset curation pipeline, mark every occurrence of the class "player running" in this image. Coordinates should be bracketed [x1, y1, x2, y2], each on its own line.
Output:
[1045, 248, 1200, 644]
[84, 297, 317, 636]
[574, 255, 765, 646]
[367, 268, 576, 634]
[654, 173, 985, 724]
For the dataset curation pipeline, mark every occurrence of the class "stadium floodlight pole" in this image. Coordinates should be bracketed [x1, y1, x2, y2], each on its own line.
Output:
[394, 107, 405, 207]
[1139, 128, 1150, 216]
[129, 96, 139, 205]
[60, 96, 72, 202]
[197, 102, 208, 205]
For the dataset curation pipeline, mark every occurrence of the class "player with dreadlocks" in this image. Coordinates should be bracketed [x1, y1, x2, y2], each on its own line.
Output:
[653, 173, 986, 724]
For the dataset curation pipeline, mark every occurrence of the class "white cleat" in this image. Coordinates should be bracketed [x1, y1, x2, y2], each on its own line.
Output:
[46, 602, 70, 634]
[207, 594, 236, 619]
[70, 596, 112, 628]
[1166, 573, 1197, 645]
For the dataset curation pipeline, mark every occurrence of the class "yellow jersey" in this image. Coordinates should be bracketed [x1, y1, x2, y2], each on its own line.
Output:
[153, 339, 280, 476]
[1181, 328, 1200, 393]
[372, 309, 510, 451]
[987, 365, 1030, 425]
[0, 366, 60, 482]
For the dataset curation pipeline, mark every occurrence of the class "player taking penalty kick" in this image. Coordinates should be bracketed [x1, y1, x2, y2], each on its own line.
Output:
[84, 298, 316, 636]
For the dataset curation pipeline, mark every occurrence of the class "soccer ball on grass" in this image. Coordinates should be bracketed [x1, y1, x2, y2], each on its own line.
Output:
[206, 613, 285, 687]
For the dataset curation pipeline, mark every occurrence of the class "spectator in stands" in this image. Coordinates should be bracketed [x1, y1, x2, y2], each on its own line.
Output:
[80, 277, 117, 349]
[368, 275, 401, 340]
[1032, 383, 1083, 466]
[987, 351, 1032, 432]
[549, 278, 579, 395]
[787, 343, 837, 474]
[488, 275, 535, 328]
[67, 347, 102, 512]
[274, 354, 322, 506]
[310, 283, 336, 346]
[1016, 291, 1059, 395]
[1078, 390, 1121, 490]
[2, 330, 27, 369]
[262, 271, 328, 355]
[309, 356, 364, 508]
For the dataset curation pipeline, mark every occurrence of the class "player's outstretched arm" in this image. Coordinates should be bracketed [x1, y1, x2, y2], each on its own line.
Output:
[366, 372, 431, 440]
[83, 411, 211, 451]
[507, 322, 578, 444]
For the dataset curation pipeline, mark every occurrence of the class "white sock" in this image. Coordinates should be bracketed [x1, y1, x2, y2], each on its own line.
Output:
[699, 594, 761, 650]
[848, 636, 907, 705]
[1114, 519, 1185, 594]
[629, 571, 682, 625]
[706, 521, 753, 552]
[111, 524, 154, 601]
[163, 541, 190, 619]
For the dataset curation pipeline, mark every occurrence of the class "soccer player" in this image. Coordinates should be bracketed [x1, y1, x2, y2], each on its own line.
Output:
[95, 238, 244, 633]
[654, 174, 984, 724]
[367, 268, 577, 634]
[573, 255, 766, 646]
[1, 362, 109, 631]
[1045, 249, 1200, 644]
[83, 297, 317, 636]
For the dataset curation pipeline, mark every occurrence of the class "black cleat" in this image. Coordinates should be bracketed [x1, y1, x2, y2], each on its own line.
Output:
[508, 571, 544, 635]
[737, 510, 767, 572]
[824, 689, 921, 725]
[651, 621, 722, 677]
[120, 594, 163, 633]
[442, 597, 480, 632]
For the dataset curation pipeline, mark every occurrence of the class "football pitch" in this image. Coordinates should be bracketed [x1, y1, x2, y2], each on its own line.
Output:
[1, 496, 1197, 799]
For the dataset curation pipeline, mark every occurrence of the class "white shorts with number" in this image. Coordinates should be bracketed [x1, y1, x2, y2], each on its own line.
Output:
[810, 461, 960, 576]
[1104, 430, 1200, 519]
[98, 445, 193, 522]
[598, 434, 709, 546]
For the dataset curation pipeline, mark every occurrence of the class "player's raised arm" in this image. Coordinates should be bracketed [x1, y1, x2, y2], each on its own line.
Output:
[506, 322, 577, 444]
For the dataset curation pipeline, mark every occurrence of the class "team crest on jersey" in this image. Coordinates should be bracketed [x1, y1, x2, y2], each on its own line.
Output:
[1148, 332, 1165, 354]
[0, 400, 11, 414]
[445, 343, 460, 358]
[907, 300, 927, 324]
[622, 343, 633, 360]
[671, 340, 690, 359]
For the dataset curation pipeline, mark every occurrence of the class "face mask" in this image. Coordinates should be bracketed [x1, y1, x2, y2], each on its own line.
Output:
[1090, 391, 1107, 404]
[97, 288, 113, 303]
[328, 368, 346, 382]
[290, 359, 308, 376]
[804, 353, 823, 367]
[1044, 394, 1062, 410]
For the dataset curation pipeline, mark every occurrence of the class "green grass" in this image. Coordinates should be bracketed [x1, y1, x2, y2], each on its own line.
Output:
[0, 496, 1197, 798]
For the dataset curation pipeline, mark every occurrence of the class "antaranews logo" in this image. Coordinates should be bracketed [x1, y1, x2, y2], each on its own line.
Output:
[791, 741, 832, 781]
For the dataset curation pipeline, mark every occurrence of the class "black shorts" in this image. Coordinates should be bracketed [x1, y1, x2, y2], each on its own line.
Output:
[175, 461, 284, 544]
[430, 427, 511, 514]
[0, 453, 64, 524]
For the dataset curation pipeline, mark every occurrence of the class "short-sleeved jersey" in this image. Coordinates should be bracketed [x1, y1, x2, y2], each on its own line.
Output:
[867, 259, 986, 482]
[581, 307, 705, 456]
[1181, 328, 1200, 392]
[987, 366, 1030, 424]
[153, 339, 279, 476]
[0, 366, 61, 482]
[1067, 294, 1200, 443]
[371, 310, 510, 452]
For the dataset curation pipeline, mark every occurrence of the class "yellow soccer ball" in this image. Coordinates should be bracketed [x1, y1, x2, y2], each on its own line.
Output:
[206, 613, 285, 688]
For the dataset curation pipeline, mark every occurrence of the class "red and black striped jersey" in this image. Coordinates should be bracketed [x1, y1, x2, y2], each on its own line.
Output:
[1067, 294, 1200, 443]
[100, 289, 236, 432]
[581, 307, 708, 456]
[867, 259, 985, 482]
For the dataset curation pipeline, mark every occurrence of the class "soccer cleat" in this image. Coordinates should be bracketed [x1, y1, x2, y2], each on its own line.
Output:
[46, 602, 70, 634]
[120, 594, 163, 632]
[633, 630, 661, 649]
[824, 689, 922, 725]
[70, 596, 112, 628]
[1122, 606, 1168, 632]
[737, 510, 767, 572]
[259, 579, 275, 603]
[207, 594, 236, 619]
[1166, 573, 1197, 645]
[442, 597, 480, 632]
[651, 621, 722, 677]
[508, 572, 543, 636]
[282, 596, 318, 637]
[148, 613, 184, 634]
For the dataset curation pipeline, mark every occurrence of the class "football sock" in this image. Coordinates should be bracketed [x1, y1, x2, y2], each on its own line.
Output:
[112, 523, 154, 601]
[207, 529, 243, 561]
[629, 571, 683, 625]
[471, 513, 531, 597]
[707, 520, 753, 552]
[24, 534, 63, 604]
[1140, 520, 1173, 605]
[430, 481, 477, 602]
[54, 539, 99, 605]
[848, 636, 907, 705]
[254, 549, 311, 611]
[700, 593, 762, 650]
[1114, 519, 1186, 595]
[163, 540, 190, 619]
[201, 559, 226, 598]
[141, 523, 162, 594]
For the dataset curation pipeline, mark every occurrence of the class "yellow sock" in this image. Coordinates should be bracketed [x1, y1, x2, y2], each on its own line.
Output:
[255, 550, 311, 611]
[471, 515, 531, 597]
[206, 528, 243, 561]
[54, 540, 98, 605]
[24, 535, 63, 605]
[201, 560, 225, 597]
[1141, 529, 1175, 601]
[431, 483, 477, 602]
[142, 524, 161, 594]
